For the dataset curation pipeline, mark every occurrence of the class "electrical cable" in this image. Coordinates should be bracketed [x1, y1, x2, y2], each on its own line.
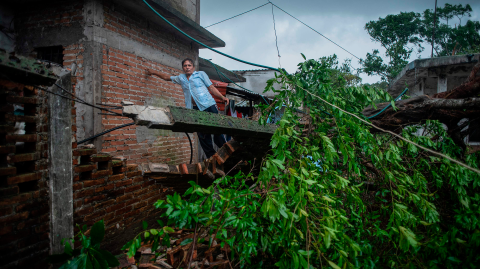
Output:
[204, 2, 270, 28]
[185, 132, 193, 164]
[270, 2, 281, 68]
[142, 0, 280, 72]
[142, 0, 405, 120]
[51, 83, 124, 117]
[78, 122, 135, 145]
[269, 2, 361, 60]
[367, 88, 408, 119]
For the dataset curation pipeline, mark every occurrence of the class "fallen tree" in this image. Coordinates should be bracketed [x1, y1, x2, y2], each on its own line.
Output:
[363, 63, 480, 152]
[121, 57, 480, 269]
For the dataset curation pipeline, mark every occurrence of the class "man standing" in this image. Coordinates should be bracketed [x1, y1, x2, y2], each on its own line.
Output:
[146, 58, 229, 159]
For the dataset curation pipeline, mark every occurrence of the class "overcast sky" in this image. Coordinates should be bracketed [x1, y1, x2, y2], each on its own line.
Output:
[199, 0, 479, 84]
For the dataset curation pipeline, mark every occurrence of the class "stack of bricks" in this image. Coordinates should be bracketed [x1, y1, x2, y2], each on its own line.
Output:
[72, 146, 171, 250]
[0, 80, 50, 269]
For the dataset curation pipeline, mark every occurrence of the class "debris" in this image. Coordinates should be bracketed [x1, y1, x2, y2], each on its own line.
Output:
[123, 228, 231, 269]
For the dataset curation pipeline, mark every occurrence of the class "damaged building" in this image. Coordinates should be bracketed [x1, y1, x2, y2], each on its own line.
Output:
[0, 1, 273, 268]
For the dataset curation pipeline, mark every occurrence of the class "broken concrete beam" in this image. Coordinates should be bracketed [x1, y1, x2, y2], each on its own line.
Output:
[121, 105, 276, 137]
[123, 105, 172, 129]
[168, 106, 276, 137]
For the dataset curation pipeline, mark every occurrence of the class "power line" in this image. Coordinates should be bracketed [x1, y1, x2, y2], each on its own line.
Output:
[204, 2, 271, 28]
[270, 2, 282, 68]
[269, 2, 361, 60]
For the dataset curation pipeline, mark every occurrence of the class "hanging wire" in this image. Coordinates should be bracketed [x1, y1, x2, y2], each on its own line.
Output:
[269, 2, 361, 60]
[270, 2, 282, 68]
[204, 2, 270, 28]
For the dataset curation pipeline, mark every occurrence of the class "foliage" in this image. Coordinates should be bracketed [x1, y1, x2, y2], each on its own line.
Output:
[361, 3, 480, 82]
[129, 55, 480, 268]
[316, 55, 362, 89]
[121, 220, 176, 258]
[48, 220, 120, 269]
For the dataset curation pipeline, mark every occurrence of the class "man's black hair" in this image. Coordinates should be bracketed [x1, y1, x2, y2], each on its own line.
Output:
[182, 58, 195, 67]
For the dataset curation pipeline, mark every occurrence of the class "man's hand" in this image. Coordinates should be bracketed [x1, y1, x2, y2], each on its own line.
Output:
[223, 97, 230, 106]
[145, 69, 172, 81]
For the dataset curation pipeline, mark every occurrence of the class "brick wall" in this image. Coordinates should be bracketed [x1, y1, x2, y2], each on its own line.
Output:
[0, 81, 50, 269]
[100, 46, 196, 165]
[15, 0, 197, 166]
[71, 148, 173, 252]
[5, 0, 204, 262]
[98, 0, 198, 165]
[15, 2, 83, 29]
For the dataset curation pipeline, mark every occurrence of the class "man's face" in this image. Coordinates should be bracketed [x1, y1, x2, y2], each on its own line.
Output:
[182, 61, 195, 75]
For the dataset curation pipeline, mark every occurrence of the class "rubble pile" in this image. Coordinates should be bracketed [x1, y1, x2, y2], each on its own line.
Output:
[114, 229, 231, 269]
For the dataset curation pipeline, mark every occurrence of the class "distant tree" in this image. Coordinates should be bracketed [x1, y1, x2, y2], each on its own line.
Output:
[361, 3, 480, 82]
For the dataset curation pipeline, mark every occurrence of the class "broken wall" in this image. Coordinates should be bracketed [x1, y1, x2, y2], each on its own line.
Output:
[0, 81, 52, 269]
[13, 0, 198, 166]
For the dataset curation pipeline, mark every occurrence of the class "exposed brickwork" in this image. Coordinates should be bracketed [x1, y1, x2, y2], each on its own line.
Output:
[103, 1, 195, 60]
[0, 81, 50, 269]
[99, 1, 199, 165]
[72, 150, 172, 251]
[6, 0, 204, 264]
[15, 2, 83, 29]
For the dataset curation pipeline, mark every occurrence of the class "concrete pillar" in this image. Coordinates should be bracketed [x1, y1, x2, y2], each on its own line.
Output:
[49, 73, 73, 254]
[81, 0, 104, 151]
[437, 75, 447, 93]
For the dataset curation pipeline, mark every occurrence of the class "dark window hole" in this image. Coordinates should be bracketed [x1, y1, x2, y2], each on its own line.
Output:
[80, 155, 91, 165]
[97, 161, 109, 171]
[35, 46, 64, 66]
[79, 171, 92, 181]
[18, 180, 39, 193]
[112, 165, 123, 175]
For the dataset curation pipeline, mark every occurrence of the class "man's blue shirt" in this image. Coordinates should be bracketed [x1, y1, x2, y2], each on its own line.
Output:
[170, 71, 216, 111]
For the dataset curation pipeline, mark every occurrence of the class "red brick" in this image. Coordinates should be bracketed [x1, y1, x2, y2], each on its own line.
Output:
[125, 185, 142, 193]
[0, 145, 15, 154]
[74, 164, 96, 173]
[73, 148, 97, 156]
[105, 203, 125, 213]
[115, 206, 132, 216]
[109, 174, 125, 181]
[9, 153, 40, 163]
[74, 189, 95, 199]
[127, 171, 142, 178]
[75, 206, 94, 217]
[116, 193, 133, 203]
[84, 194, 106, 204]
[0, 211, 29, 223]
[83, 179, 104, 187]
[0, 186, 19, 196]
[115, 179, 132, 188]
[0, 193, 31, 206]
[0, 167, 16, 177]
[84, 210, 106, 222]
[5, 134, 38, 143]
[91, 170, 113, 178]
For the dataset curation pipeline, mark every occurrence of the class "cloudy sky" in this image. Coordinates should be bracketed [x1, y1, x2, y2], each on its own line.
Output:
[199, 0, 479, 83]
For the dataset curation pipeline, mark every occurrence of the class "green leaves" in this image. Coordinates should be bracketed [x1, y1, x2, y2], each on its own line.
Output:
[90, 220, 105, 246]
[49, 220, 118, 269]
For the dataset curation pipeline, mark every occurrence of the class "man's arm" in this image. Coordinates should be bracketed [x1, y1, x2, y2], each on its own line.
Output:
[207, 85, 230, 106]
[146, 68, 171, 81]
